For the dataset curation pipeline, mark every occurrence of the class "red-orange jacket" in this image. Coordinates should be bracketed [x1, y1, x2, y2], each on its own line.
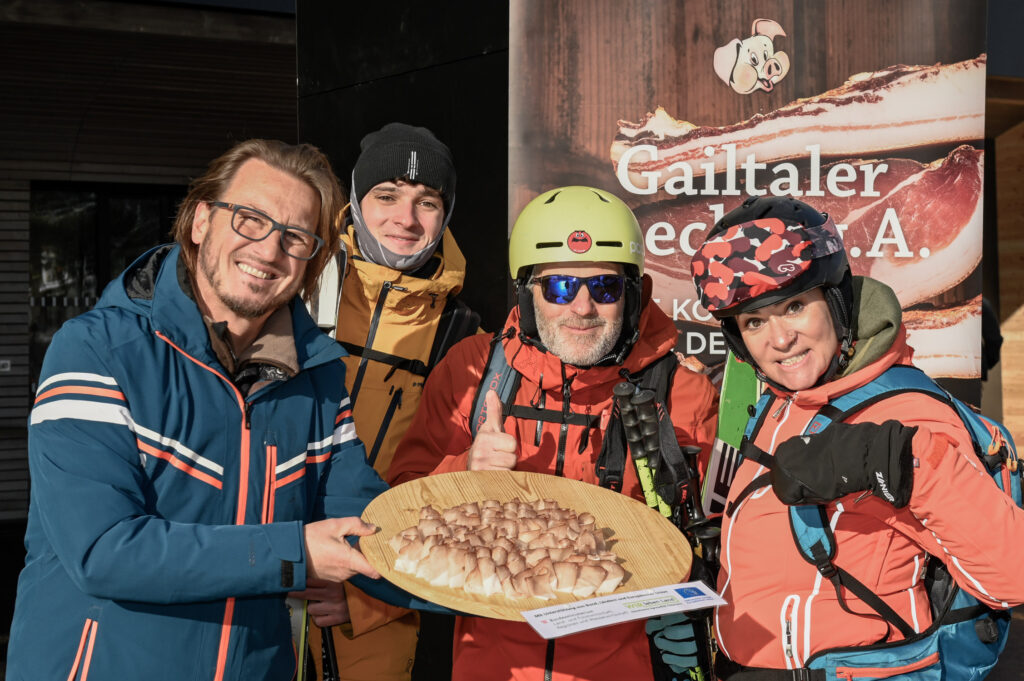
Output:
[715, 326, 1024, 670]
[388, 294, 718, 681]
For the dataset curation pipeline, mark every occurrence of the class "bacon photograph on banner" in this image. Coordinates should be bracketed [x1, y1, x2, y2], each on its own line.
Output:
[509, 0, 987, 391]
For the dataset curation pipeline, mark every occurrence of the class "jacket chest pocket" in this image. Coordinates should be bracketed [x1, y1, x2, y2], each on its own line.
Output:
[255, 429, 316, 523]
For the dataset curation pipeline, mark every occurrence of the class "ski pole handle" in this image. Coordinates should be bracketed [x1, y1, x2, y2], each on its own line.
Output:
[625, 387, 673, 517]
[614, 382, 666, 513]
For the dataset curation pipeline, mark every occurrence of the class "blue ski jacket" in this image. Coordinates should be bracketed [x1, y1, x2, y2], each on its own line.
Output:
[8, 244, 429, 681]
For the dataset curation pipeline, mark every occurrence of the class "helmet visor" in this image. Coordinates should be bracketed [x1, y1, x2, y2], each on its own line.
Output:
[691, 215, 844, 313]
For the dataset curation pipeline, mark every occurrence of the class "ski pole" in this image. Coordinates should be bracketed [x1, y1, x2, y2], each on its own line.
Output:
[321, 625, 341, 681]
[631, 390, 717, 681]
[614, 382, 671, 515]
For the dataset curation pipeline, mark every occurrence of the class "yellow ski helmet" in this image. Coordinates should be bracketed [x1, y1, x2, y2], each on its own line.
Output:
[508, 186, 645, 280]
[509, 186, 646, 364]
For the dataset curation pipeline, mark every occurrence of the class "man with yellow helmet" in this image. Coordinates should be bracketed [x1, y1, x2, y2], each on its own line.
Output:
[387, 186, 718, 681]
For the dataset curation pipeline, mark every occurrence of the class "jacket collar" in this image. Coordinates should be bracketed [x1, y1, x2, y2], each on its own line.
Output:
[100, 244, 342, 373]
[342, 225, 467, 298]
[499, 291, 679, 391]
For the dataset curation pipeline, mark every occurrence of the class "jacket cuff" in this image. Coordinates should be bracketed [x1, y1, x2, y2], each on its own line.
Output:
[263, 521, 307, 591]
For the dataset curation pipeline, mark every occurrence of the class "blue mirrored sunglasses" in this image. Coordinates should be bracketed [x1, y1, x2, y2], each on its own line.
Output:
[531, 275, 625, 305]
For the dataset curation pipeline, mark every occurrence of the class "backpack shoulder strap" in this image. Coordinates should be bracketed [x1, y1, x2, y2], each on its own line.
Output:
[427, 296, 481, 372]
[742, 392, 776, 443]
[787, 366, 934, 639]
[805, 365, 944, 434]
[789, 502, 918, 638]
[723, 393, 777, 516]
[469, 331, 520, 438]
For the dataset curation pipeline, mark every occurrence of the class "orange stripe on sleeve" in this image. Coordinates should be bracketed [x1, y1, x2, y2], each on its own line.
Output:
[275, 467, 307, 489]
[335, 408, 353, 425]
[308, 451, 332, 464]
[137, 439, 222, 489]
[36, 386, 125, 404]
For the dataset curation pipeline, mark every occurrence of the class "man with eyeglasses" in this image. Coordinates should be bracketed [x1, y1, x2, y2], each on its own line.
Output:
[387, 186, 719, 681]
[8, 139, 442, 681]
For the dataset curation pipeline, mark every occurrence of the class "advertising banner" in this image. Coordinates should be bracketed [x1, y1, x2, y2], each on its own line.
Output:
[510, 0, 987, 388]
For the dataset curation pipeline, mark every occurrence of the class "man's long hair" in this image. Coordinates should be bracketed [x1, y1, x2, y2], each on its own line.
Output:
[171, 139, 344, 300]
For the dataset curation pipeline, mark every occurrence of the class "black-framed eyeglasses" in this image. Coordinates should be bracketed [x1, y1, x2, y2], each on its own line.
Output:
[530, 274, 626, 305]
[209, 201, 323, 261]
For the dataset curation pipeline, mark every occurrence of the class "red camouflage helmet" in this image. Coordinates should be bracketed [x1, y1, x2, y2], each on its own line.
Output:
[691, 215, 845, 315]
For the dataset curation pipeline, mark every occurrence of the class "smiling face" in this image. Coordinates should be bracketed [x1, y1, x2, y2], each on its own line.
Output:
[359, 180, 445, 256]
[190, 158, 319, 328]
[736, 287, 839, 391]
[532, 261, 625, 367]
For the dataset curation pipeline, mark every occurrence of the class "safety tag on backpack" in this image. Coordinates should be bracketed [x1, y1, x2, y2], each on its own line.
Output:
[702, 353, 760, 516]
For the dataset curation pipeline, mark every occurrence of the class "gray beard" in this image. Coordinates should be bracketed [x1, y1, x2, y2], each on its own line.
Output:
[198, 239, 297, 320]
[534, 301, 623, 367]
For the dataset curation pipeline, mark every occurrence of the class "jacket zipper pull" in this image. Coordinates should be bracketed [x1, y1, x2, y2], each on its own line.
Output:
[561, 373, 572, 419]
[771, 396, 792, 419]
[784, 619, 793, 659]
[244, 401, 252, 429]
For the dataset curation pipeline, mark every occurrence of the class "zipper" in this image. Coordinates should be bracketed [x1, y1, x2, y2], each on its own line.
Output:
[262, 439, 278, 524]
[784, 617, 794, 662]
[350, 281, 405, 404]
[368, 388, 403, 468]
[554, 366, 571, 477]
[534, 388, 545, 447]
[154, 330, 253, 681]
[781, 595, 800, 667]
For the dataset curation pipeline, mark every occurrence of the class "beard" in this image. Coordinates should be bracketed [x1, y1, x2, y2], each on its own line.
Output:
[197, 239, 298, 320]
[534, 302, 623, 367]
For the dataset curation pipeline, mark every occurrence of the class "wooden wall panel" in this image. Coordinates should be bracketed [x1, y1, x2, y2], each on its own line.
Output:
[0, 12, 297, 521]
[996, 120, 1024, 443]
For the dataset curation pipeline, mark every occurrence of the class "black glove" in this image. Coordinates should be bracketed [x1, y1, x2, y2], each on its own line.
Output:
[770, 420, 917, 507]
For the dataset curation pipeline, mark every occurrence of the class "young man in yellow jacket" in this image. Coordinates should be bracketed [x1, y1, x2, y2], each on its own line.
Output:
[302, 123, 478, 680]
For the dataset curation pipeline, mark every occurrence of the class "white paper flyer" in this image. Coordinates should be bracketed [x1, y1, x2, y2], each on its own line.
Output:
[521, 581, 725, 639]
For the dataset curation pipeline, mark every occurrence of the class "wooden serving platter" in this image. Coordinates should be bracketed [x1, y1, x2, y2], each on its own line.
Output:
[360, 470, 692, 621]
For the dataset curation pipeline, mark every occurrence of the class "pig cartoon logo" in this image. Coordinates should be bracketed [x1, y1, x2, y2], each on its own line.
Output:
[567, 230, 592, 254]
[714, 18, 790, 94]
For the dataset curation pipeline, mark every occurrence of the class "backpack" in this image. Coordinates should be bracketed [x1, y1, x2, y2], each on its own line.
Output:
[742, 364, 1021, 680]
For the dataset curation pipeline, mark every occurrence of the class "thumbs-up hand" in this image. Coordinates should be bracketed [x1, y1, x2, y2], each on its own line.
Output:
[467, 390, 519, 471]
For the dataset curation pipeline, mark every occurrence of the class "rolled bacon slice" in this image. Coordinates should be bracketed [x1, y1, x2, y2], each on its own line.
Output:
[611, 56, 985, 190]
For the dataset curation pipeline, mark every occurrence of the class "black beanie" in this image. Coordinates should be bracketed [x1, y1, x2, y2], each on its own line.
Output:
[351, 122, 456, 210]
